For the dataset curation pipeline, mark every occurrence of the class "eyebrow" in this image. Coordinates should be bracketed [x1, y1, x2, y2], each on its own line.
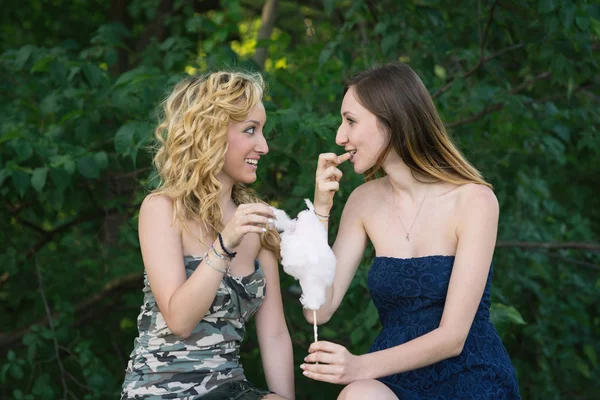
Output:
[342, 111, 357, 117]
[244, 119, 261, 125]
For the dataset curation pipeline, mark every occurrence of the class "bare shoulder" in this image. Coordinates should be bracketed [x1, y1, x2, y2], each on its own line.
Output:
[347, 178, 385, 204]
[139, 194, 178, 227]
[456, 183, 499, 217]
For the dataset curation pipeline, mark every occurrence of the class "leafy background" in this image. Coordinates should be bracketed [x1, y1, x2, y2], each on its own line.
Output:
[1, 0, 599, 399]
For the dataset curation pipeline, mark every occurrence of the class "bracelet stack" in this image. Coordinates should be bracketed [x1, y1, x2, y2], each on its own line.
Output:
[204, 253, 229, 275]
[204, 234, 236, 275]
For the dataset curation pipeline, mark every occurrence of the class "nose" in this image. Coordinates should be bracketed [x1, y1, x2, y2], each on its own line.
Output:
[256, 132, 269, 155]
[335, 123, 348, 147]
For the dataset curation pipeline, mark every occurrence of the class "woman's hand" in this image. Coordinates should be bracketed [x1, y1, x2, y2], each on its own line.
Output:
[314, 152, 351, 214]
[300, 341, 365, 385]
[220, 203, 275, 249]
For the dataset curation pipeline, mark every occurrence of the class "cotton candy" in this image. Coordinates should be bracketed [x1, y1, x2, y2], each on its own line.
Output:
[272, 199, 336, 310]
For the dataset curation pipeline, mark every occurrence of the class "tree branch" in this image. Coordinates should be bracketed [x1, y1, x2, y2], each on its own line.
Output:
[480, 0, 499, 59]
[432, 1, 509, 99]
[34, 257, 70, 399]
[0, 271, 143, 353]
[253, 0, 279, 70]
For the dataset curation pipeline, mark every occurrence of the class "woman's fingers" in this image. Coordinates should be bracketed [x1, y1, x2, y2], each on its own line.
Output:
[304, 350, 338, 364]
[317, 151, 351, 173]
[242, 213, 272, 226]
[318, 165, 343, 181]
[239, 203, 275, 218]
[317, 153, 339, 171]
[308, 340, 343, 353]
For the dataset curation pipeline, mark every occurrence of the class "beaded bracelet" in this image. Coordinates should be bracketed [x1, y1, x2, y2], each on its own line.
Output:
[314, 210, 330, 221]
[204, 252, 229, 274]
[217, 232, 237, 258]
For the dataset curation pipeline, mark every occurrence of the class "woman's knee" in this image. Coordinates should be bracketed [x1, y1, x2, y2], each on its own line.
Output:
[337, 380, 397, 400]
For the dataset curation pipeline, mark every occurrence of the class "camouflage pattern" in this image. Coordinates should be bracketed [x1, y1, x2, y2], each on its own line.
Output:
[121, 255, 267, 399]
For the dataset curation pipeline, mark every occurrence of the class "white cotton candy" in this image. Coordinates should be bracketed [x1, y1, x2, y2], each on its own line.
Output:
[272, 199, 336, 310]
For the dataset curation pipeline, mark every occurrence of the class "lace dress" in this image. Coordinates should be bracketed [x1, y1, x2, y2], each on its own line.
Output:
[368, 255, 521, 399]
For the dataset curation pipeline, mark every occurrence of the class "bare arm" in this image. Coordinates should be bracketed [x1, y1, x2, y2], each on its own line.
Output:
[255, 248, 294, 399]
[140, 196, 273, 338]
[304, 186, 368, 324]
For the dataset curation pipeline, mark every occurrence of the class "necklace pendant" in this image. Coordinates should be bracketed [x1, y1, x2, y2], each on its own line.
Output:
[405, 234, 410, 241]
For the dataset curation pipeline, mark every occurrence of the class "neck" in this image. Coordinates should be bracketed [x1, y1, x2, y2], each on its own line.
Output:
[382, 152, 433, 204]
[217, 176, 236, 216]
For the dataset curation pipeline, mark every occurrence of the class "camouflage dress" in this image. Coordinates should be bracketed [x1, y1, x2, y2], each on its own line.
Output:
[121, 255, 268, 399]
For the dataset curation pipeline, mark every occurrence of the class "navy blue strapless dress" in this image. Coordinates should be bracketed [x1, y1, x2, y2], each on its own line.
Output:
[368, 255, 521, 399]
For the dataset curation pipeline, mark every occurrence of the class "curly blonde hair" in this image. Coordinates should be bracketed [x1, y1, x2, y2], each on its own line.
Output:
[152, 71, 280, 255]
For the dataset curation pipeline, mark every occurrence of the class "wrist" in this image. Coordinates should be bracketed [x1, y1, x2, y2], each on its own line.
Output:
[357, 353, 376, 380]
[313, 202, 332, 216]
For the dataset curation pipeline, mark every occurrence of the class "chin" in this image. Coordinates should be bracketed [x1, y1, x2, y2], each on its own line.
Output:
[353, 164, 368, 175]
[239, 174, 258, 184]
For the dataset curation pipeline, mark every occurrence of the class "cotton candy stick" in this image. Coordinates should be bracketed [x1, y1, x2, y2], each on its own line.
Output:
[313, 310, 318, 343]
[271, 200, 336, 348]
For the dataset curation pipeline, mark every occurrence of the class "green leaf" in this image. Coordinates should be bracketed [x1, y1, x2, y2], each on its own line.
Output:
[490, 303, 526, 326]
[0, 169, 10, 187]
[76, 155, 99, 179]
[94, 152, 108, 170]
[15, 45, 34, 70]
[11, 170, 30, 197]
[47, 188, 64, 210]
[538, 0, 558, 14]
[591, 18, 600, 37]
[115, 123, 136, 155]
[576, 16, 590, 31]
[584, 344, 597, 368]
[15, 140, 33, 162]
[40, 92, 61, 115]
[50, 167, 70, 191]
[10, 364, 24, 380]
[31, 167, 48, 192]
[115, 121, 151, 158]
[350, 328, 364, 345]
[82, 64, 102, 87]
[559, 4, 576, 29]
[381, 33, 400, 55]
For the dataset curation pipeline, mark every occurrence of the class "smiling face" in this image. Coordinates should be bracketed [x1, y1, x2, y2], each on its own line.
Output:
[335, 86, 388, 174]
[218, 101, 268, 186]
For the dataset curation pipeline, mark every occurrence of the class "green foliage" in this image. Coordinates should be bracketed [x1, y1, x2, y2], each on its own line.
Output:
[1, 0, 599, 399]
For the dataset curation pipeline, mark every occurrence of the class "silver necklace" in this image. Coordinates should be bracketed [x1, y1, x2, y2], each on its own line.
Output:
[390, 184, 429, 241]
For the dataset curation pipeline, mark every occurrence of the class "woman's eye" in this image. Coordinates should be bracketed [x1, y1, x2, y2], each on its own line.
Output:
[346, 118, 355, 125]
[244, 126, 256, 134]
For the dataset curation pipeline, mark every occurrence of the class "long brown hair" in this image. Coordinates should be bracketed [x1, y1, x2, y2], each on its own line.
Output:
[345, 63, 491, 189]
[152, 71, 280, 255]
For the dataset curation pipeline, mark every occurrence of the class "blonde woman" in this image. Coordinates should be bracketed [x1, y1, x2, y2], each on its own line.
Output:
[302, 63, 521, 399]
[121, 71, 294, 400]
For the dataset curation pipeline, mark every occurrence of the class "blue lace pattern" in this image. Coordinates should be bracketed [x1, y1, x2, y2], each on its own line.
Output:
[367, 255, 521, 399]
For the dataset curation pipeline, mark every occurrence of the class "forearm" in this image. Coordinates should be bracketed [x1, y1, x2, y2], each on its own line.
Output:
[259, 332, 295, 399]
[165, 243, 229, 337]
[360, 327, 464, 379]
